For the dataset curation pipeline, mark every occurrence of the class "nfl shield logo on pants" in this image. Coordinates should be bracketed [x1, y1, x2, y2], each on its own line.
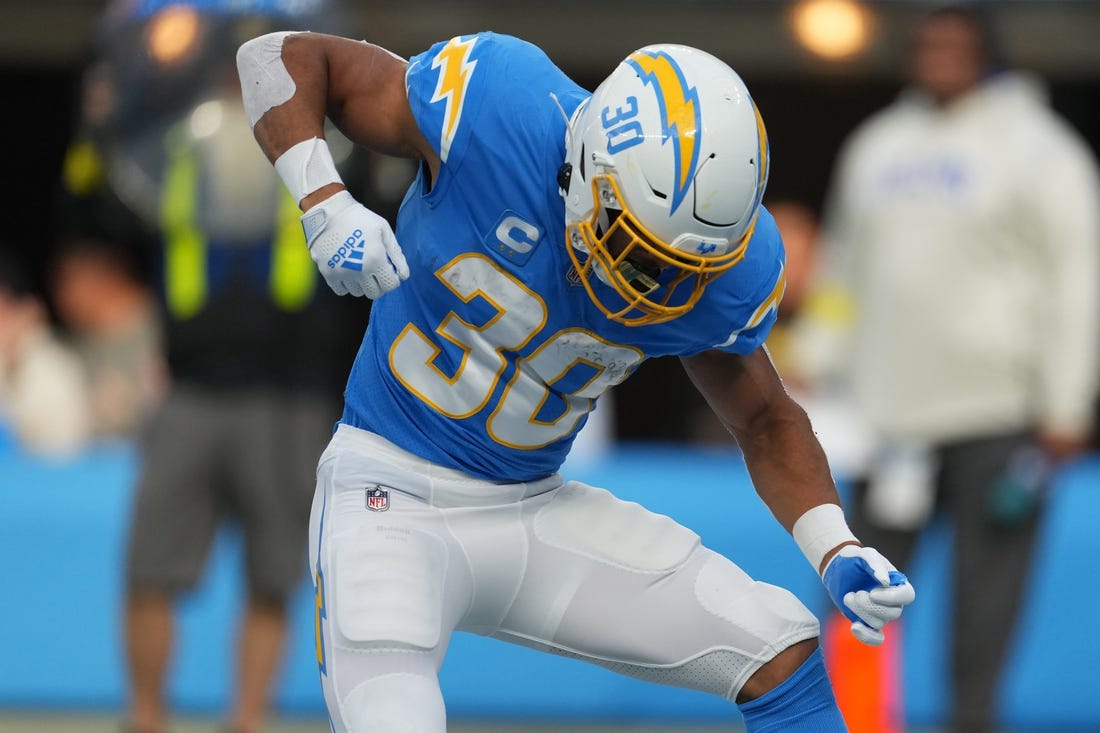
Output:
[365, 486, 389, 512]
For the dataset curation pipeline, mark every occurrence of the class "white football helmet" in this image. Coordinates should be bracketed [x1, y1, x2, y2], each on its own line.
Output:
[561, 44, 769, 326]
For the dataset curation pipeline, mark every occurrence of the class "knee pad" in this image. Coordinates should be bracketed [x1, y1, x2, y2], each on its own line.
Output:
[340, 672, 445, 733]
[694, 553, 820, 698]
[331, 525, 448, 651]
[695, 552, 820, 646]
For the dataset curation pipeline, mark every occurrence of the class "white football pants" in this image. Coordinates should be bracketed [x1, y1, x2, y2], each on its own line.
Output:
[308, 424, 819, 732]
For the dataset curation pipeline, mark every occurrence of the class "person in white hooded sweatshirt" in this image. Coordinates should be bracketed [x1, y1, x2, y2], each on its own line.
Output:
[803, 4, 1100, 732]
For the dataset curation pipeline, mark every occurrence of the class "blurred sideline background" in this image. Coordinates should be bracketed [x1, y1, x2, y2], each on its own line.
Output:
[2, 1, 1100, 732]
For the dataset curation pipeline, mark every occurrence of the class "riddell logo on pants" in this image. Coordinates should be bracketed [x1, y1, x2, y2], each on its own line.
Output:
[328, 229, 365, 271]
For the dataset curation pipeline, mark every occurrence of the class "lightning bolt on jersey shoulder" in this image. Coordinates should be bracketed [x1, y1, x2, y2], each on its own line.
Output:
[429, 35, 480, 164]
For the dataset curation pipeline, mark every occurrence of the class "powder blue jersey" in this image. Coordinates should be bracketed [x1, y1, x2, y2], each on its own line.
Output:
[341, 33, 786, 481]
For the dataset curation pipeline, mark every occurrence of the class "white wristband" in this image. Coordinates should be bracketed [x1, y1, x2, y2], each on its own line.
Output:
[274, 137, 343, 204]
[792, 504, 859, 575]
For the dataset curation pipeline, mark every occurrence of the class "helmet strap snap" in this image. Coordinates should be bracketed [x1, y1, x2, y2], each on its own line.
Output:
[556, 163, 572, 193]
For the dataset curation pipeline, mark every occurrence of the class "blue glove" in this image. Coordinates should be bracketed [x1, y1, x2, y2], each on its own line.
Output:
[822, 545, 915, 646]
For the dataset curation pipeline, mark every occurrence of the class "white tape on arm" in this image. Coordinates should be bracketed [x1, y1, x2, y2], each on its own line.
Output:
[792, 503, 859, 574]
[237, 31, 301, 128]
[274, 137, 343, 205]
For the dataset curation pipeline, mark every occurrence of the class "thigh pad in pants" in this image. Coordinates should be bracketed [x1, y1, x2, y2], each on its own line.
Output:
[533, 482, 700, 573]
[331, 523, 447, 651]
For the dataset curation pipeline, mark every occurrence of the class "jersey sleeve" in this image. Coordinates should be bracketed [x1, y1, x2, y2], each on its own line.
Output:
[711, 207, 787, 355]
[404, 32, 570, 172]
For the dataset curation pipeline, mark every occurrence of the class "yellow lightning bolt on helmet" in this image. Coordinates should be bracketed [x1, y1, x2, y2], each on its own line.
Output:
[561, 44, 769, 326]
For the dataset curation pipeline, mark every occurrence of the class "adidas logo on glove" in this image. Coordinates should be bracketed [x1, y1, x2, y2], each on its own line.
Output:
[327, 229, 366, 272]
[300, 190, 409, 299]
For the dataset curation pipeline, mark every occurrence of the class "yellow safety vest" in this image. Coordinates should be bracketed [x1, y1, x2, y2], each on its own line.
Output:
[160, 128, 315, 319]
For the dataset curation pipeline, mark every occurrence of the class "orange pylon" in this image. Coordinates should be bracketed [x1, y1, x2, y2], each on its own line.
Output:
[824, 611, 903, 733]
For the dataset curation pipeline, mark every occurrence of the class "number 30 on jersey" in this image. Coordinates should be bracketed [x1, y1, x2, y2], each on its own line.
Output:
[389, 254, 643, 449]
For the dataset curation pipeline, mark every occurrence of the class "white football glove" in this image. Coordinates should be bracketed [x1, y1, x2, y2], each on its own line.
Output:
[822, 545, 916, 646]
[300, 190, 409, 298]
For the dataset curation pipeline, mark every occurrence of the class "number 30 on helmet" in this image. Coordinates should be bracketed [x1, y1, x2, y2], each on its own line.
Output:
[561, 44, 769, 326]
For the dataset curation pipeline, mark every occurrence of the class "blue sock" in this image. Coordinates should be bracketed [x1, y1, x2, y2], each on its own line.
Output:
[737, 647, 848, 732]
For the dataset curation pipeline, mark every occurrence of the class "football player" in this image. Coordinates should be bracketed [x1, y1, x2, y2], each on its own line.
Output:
[237, 30, 915, 732]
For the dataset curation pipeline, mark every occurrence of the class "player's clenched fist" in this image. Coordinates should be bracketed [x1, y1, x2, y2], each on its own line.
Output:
[822, 545, 916, 646]
[301, 190, 410, 298]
